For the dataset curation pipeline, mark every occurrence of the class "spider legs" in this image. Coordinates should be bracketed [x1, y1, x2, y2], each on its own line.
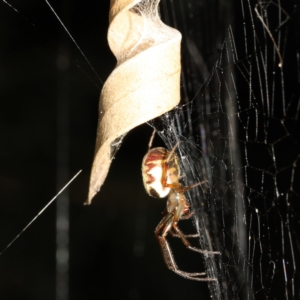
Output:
[155, 211, 218, 281]
[156, 235, 211, 280]
[148, 129, 156, 150]
[170, 230, 199, 239]
[171, 223, 220, 255]
[172, 200, 220, 255]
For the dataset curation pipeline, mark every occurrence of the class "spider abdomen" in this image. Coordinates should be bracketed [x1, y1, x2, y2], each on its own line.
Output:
[142, 147, 180, 199]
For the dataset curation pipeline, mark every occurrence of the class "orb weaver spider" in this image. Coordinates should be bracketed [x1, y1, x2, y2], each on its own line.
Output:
[142, 131, 219, 281]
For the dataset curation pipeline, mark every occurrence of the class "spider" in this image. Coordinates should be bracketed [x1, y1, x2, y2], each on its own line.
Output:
[141, 131, 219, 281]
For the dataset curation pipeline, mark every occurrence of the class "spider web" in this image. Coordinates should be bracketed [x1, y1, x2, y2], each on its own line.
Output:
[155, 0, 300, 299]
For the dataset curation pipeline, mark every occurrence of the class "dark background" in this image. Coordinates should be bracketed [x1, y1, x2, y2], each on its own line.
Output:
[0, 1, 212, 299]
[1, 1, 299, 300]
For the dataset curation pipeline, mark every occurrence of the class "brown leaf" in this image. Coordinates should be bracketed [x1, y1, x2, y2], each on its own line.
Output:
[86, 0, 181, 204]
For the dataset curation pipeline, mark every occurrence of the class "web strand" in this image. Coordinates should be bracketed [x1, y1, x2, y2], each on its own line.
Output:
[0, 170, 82, 256]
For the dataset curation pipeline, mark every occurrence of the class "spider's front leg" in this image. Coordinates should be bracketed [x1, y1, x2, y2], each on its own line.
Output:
[172, 194, 220, 256]
[155, 212, 213, 281]
[169, 211, 199, 238]
[161, 208, 199, 239]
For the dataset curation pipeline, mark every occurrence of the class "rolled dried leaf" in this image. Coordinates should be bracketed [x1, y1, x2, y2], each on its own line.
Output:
[86, 0, 181, 204]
